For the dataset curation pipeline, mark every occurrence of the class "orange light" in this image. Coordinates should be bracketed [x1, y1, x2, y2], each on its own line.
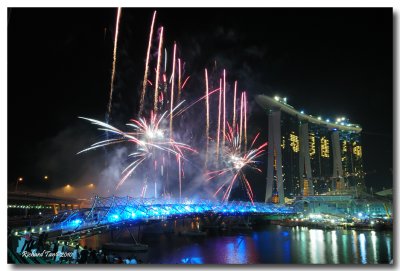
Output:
[44, 176, 48, 180]
[89, 183, 94, 187]
[18, 177, 23, 182]
[66, 184, 71, 188]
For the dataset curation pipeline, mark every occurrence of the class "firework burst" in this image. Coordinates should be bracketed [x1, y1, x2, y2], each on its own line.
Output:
[79, 10, 270, 204]
[206, 125, 267, 203]
[78, 103, 196, 193]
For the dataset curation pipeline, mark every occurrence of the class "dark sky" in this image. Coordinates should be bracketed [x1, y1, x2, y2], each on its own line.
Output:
[8, 8, 393, 197]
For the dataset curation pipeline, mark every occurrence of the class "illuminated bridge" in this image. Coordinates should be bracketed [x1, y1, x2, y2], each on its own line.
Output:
[12, 196, 295, 240]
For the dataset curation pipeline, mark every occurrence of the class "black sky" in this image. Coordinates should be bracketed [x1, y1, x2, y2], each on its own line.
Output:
[8, 8, 393, 197]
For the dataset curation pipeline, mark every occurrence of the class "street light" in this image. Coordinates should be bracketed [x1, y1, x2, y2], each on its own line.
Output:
[15, 177, 23, 192]
[44, 176, 48, 180]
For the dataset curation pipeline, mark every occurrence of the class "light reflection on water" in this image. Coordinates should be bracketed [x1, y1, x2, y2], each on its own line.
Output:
[331, 230, 338, 264]
[386, 237, 392, 261]
[82, 225, 392, 264]
[371, 231, 377, 263]
[359, 233, 367, 264]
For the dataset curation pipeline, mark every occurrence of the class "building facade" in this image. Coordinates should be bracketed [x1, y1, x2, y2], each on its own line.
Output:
[256, 95, 366, 203]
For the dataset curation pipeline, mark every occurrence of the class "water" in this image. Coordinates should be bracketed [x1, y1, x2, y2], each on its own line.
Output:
[81, 225, 393, 264]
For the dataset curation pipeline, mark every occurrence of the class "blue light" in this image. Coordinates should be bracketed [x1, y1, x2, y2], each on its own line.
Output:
[107, 214, 121, 223]
[57, 199, 296, 232]
[72, 219, 82, 225]
[181, 257, 203, 264]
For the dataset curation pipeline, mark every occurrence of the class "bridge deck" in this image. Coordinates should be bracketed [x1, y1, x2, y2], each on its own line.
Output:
[11, 197, 295, 239]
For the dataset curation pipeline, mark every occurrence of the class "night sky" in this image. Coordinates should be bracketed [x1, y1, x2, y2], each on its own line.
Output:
[8, 8, 393, 198]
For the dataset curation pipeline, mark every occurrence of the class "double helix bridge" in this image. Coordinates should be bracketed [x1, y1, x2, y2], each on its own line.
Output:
[12, 195, 296, 241]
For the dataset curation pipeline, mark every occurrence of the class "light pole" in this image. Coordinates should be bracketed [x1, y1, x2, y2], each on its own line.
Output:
[15, 177, 23, 192]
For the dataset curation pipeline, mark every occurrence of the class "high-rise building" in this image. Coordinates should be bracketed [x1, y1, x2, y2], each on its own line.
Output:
[255, 95, 365, 203]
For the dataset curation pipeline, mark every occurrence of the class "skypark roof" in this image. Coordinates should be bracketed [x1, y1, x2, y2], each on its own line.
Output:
[255, 95, 362, 133]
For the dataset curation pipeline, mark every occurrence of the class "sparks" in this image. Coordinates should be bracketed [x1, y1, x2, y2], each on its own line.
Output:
[170, 42, 177, 139]
[106, 7, 122, 119]
[232, 81, 237, 129]
[222, 69, 226, 149]
[177, 58, 182, 102]
[154, 27, 164, 113]
[216, 78, 222, 160]
[205, 69, 210, 167]
[78, 103, 196, 190]
[207, 127, 267, 203]
[139, 10, 157, 117]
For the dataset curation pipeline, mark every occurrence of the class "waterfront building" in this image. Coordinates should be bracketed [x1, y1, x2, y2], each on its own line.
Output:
[255, 95, 366, 203]
[293, 194, 391, 219]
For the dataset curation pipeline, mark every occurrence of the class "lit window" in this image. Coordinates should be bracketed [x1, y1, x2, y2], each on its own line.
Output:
[353, 145, 362, 158]
[309, 133, 316, 156]
[321, 137, 330, 158]
[342, 140, 347, 153]
[290, 132, 299, 153]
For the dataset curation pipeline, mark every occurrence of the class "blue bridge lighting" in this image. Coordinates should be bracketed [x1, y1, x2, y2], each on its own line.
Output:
[14, 196, 295, 237]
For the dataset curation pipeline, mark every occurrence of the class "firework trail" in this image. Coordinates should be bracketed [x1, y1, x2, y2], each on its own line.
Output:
[206, 127, 268, 203]
[222, 69, 226, 149]
[177, 58, 182, 101]
[162, 74, 167, 107]
[106, 7, 122, 119]
[244, 91, 248, 152]
[181, 76, 190, 90]
[170, 43, 177, 138]
[216, 78, 222, 160]
[164, 48, 167, 72]
[154, 27, 164, 113]
[141, 180, 148, 198]
[139, 11, 157, 117]
[232, 81, 237, 129]
[205, 69, 210, 167]
[239, 92, 244, 149]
